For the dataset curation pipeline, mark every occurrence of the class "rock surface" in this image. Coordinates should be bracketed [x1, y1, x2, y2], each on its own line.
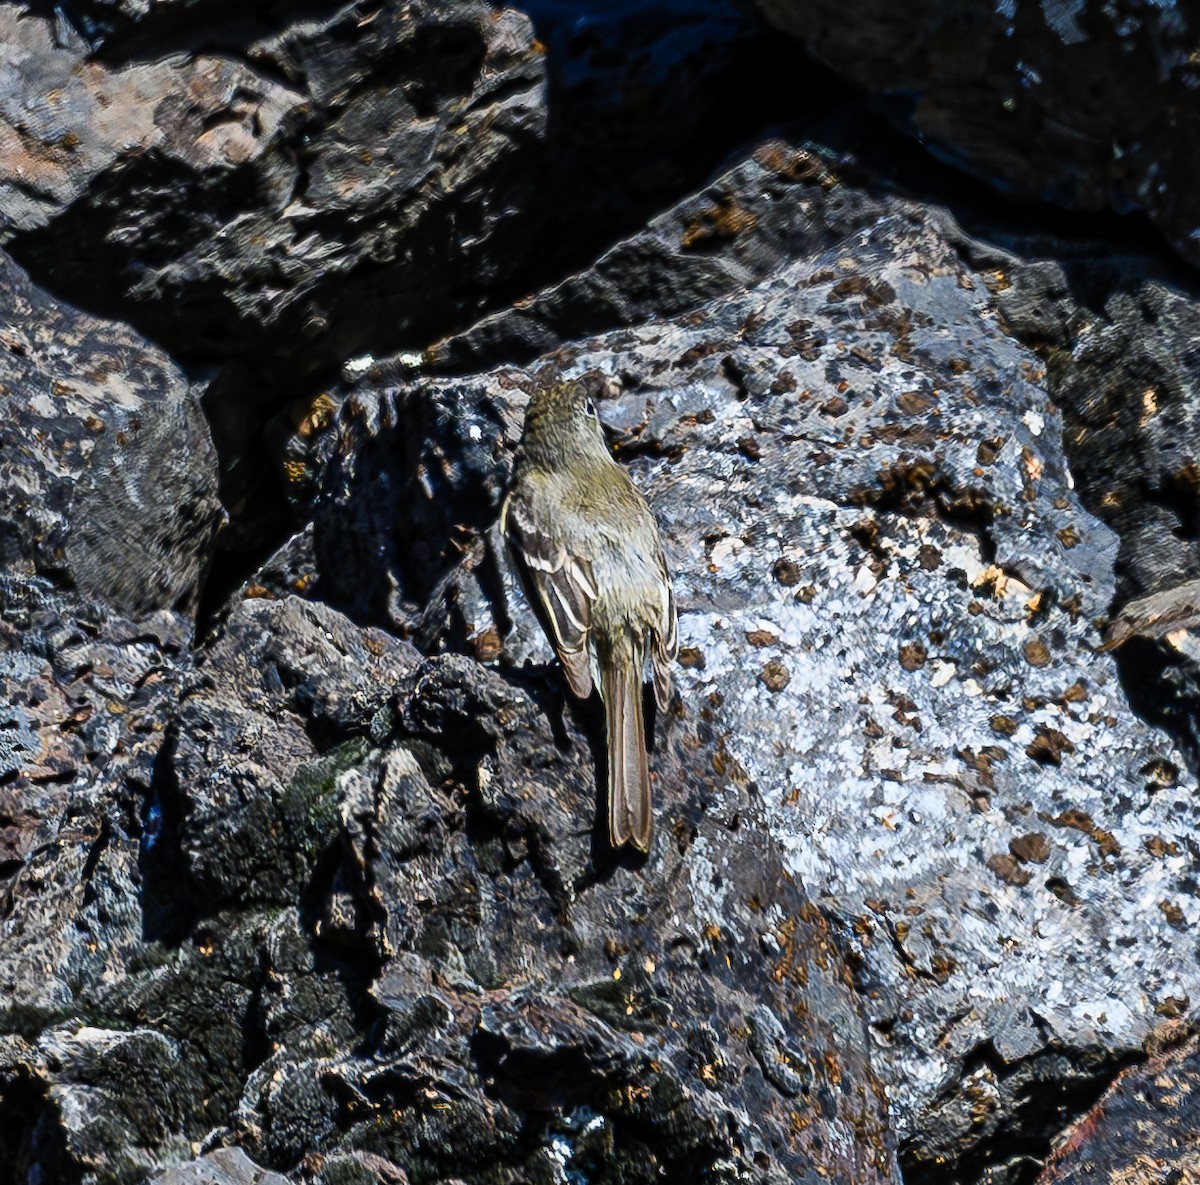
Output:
[1037, 1030, 1200, 1184]
[4, 3, 1200, 1183]
[150, 1148, 291, 1185]
[0, 587, 899, 1182]
[306, 150, 1200, 1181]
[754, 0, 1200, 269]
[2, 0, 546, 520]
[0, 250, 221, 613]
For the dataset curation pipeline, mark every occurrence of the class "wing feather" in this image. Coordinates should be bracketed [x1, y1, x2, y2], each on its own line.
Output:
[503, 492, 596, 699]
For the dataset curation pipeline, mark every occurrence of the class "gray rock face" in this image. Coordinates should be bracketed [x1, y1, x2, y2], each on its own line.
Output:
[308, 163, 1200, 1180]
[0, 578, 197, 1182]
[0, 250, 222, 613]
[753, 0, 1200, 269]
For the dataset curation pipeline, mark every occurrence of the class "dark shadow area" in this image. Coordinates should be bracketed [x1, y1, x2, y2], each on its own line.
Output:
[900, 1040, 1144, 1185]
[138, 726, 198, 946]
[0, 1069, 83, 1185]
[1113, 637, 1200, 769]
[298, 837, 391, 1056]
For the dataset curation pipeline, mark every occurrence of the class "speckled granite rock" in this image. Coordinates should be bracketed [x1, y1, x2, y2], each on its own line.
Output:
[0, 250, 222, 613]
[753, 0, 1200, 269]
[308, 184, 1200, 1181]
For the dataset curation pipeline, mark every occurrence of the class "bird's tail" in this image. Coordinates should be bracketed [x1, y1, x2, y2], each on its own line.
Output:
[602, 632, 651, 852]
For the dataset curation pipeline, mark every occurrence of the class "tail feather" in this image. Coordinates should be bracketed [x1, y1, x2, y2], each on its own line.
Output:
[603, 637, 651, 852]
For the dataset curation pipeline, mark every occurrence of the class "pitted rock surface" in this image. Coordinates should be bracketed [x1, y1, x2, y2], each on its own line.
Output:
[0, 250, 221, 613]
[310, 193, 1200, 1179]
[2, 0, 546, 515]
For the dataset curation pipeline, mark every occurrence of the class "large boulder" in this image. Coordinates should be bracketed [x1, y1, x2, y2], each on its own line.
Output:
[307, 146, 1200, 1180]
[1, 0, 546, 512]
[752, 0, 1200, 269]
[1, 585, 899, 1182]
[0, 249, 222, 614]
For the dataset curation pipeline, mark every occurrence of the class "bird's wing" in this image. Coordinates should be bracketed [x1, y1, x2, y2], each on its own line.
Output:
[502, 492, 597, 699]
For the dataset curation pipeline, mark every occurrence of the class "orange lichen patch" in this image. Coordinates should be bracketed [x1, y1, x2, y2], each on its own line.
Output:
[746, 630, 779, 648]
[1145, 835, 1181, 859]
[1023, 636, 1052, 667]
[295, 392, 338, 438]
[681, 197, 758, 249]
[1026, 727, 1074, 766]
[752, 141, 837, 187]
[758, 661, 790, 693]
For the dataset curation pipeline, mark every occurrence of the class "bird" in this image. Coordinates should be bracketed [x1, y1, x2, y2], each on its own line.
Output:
[500, 374, 677, 852]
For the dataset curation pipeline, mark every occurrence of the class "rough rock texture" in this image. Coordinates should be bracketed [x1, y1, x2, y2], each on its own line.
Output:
[0, 577, 194, 1182]
[6, 3, 1200, 1182]
[1037, 1030, 1200, 1184]
[423, 141, 887, 374]
[754, 0, 1200, 268]
[0, 250, 222, 613]
[150, 1148, 290, 1185]
[2, 0, 546, 513]
[305, 162, 1200, 1182]
[0, 588, 898, 1182]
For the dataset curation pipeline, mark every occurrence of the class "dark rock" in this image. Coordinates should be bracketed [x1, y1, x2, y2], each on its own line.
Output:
[423, 139, 888, 372]
[0, 250, 221, 615]
[0, 578, 203, 1182]
[172, 596, 419, 910]
[2, 586, 894, 1180]
[228, 648, 898, 1182]
[1, 0, 546, 515]
[1037, 1032, 1200, 1184]
[947, 226, 1200, 607]
[753, 0, 1200, 269]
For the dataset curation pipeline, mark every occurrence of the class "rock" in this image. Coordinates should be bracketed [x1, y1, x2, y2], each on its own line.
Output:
[171, 596, 419, 911]
[230, 649, 898, 1182]
[944, 204, 1200, 765]
[308, 161, 1200, 1180]
[150, 1148, 291, 1185]
[424, 139, 889, 373]
[2, 586, 896, 1180]
[1, 0, 546, 512]
[0, 578, 201, 1183]
[947, 226, 1200, 605]
[752, 0, 1200, 269]
[0, 249, 222, 615]
[1037, 1032, 1200, 1184]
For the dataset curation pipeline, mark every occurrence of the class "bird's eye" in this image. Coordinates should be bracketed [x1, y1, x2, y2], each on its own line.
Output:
[585, 399, 597, 417]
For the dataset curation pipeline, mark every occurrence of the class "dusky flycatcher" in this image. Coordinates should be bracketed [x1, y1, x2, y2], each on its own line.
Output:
[501, 375, 678, 852]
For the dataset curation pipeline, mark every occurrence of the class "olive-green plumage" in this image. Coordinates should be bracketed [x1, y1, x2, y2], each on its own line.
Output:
[501, 376, 677, 852]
